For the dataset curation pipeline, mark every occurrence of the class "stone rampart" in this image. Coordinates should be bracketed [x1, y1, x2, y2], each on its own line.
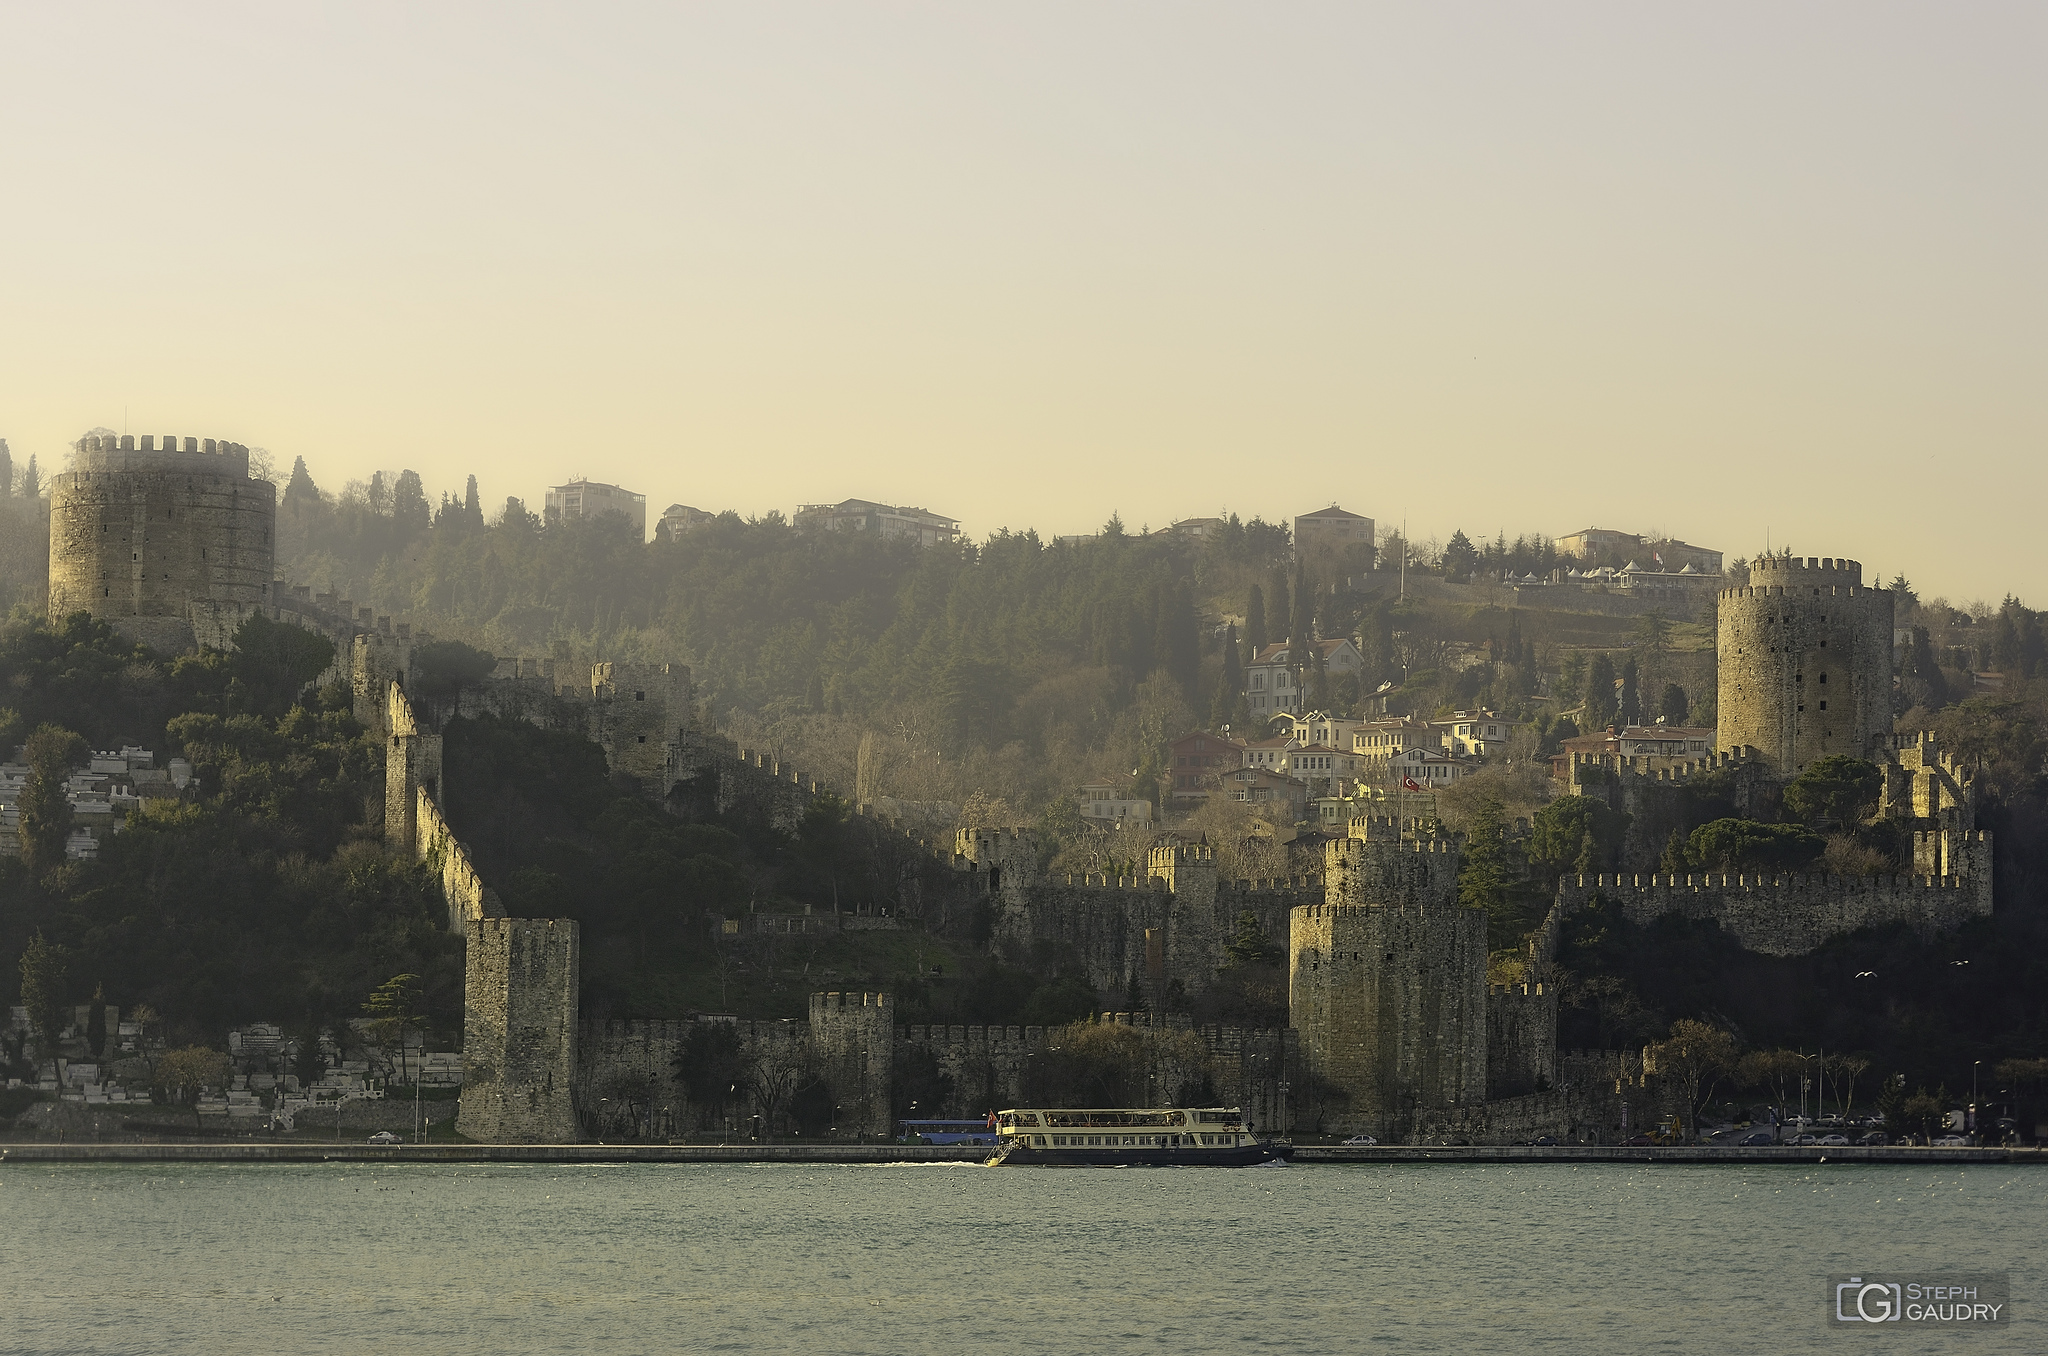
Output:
[1486, 982, 1556, 1098]
[1564, 748, 1775, 869]
[374, 675, 579, 1143]
[1555, 856, 1992, 956]
[719, 748, 827, 834]
[418, 787, 503, 930]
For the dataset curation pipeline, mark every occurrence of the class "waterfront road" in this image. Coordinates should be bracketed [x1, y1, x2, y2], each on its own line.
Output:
[1, 1142, 2040, 1165]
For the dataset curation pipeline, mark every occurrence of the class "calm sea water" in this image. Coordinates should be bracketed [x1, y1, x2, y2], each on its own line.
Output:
[2, 1161, 2040, 1354]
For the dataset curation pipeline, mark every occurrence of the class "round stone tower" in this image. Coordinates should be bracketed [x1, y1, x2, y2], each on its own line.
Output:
[1717, 555, 1893, 775]
[49, 432, 276, 652]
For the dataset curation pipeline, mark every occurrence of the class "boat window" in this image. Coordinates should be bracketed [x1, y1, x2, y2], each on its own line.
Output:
[1034, 1136, 1045, 1147]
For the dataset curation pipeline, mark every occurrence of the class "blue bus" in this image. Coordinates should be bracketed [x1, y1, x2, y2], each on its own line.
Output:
[898, 1118, 999, 1146]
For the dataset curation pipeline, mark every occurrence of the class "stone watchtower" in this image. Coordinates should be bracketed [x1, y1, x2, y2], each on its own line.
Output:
[1717, 556, 1893, 775]
[1290, 819, 1487, 1140]
[48, 432, 276, 653]
[809, 991, 895, 1136]
[1149, 841, 1219, 1003]
[955, 826, 1043, 896]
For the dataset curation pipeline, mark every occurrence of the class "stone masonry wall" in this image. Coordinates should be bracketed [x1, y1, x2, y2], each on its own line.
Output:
[573, 1010, 1299, 1137]
[1555, 860, 1993, 958]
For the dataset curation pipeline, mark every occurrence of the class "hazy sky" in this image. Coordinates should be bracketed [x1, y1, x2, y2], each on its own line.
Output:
[2, 4, 2041, 601]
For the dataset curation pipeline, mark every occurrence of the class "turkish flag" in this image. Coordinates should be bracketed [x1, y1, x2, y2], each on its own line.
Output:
[1402, 776, 1422, 791]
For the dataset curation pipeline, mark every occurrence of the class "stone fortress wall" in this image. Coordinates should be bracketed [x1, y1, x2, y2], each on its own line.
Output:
[573, 1008, 1297, 1137]
[1716, 555, 1894, 774]
[48, 432, 276, 654]
[44, 489, 2002, 1142]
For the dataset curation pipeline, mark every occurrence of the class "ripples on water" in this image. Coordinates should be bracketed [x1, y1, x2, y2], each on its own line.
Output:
[2, 1161, 2040, 1354]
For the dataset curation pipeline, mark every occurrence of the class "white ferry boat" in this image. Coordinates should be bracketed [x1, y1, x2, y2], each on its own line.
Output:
[986, 1107, 1291, 1166]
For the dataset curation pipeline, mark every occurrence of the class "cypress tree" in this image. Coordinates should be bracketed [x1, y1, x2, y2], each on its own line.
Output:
[1245, 586, 1267, 658]
[17, 725, 84, 874]
[1619, 657, 1642, 728]
[1211, 624, 1243, 729]
[1659, 683, 1689, 724]
[285, 456, 319, 502]
[87, 983, 107, 1060]
[1268, 568, 1290, 650]
[464, 474, 483, 525]
[1586, 653, 1618, 729]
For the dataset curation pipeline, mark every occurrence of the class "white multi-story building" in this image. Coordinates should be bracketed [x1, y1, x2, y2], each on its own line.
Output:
[546, 479, 648, 540]
[1243, 639, 1365, 719]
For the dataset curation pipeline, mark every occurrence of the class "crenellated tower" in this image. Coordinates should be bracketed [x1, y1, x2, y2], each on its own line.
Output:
[1289, 817, 1489, 1140]
[808, 991, 895, 1135]
[48, 432, 276, 653]
[1717, 556, 1893, 774]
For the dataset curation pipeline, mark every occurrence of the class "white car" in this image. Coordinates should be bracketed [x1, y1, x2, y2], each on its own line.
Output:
[1931, 1135, 1968, 1147]
[1341, 1134, 1378, 1146]
[1817, 1134, 1850, 1146]
[367, 1131, 402, 1146]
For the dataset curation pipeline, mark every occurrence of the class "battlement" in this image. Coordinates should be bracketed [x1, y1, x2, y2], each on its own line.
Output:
[1571, 870, 1972, 891]
[1059, 873, 1169, 891]
[1344, 814, 1452, 842]
[1148, 842, 1215, 868]
[1327, 836, 1462, 860]
[809, 990, 894, 1016]
[1567, 747, 1763, 783]
[734, 747, 826, 792]
[958, 825, 1036, 848]
[68, 432, 259, 480]
[1745, 555, 1862, 582]
[1223, 876, 1324, 893]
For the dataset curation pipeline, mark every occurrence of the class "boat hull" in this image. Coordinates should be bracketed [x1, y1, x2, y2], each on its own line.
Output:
[990, 1141, 1292, 1167]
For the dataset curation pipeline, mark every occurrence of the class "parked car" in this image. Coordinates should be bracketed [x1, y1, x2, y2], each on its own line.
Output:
[367, 1131, 402, 1145]
[1792, 1133, 1820, 1146]
[1341, 1134, 1378, 1146]
[1932, 1134, 1969, 1147]
[1817, 1134, 1850, 1146]
[1738, 1131, 1776, 1146]
[1531, 1135, 1559, 1146]
[1855, 1131, 1889, 1146]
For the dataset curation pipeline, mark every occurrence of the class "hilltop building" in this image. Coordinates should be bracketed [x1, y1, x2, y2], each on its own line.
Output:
[1243, 639, 1365, 718]
[657, 503, 716, 541]
[1166, 516, 1225, 541]
[1294, 506, 1374, 558]
[546, 479, 647, 539]
[794, 499, 959, 547]
[1558, 527, 1722, 573]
